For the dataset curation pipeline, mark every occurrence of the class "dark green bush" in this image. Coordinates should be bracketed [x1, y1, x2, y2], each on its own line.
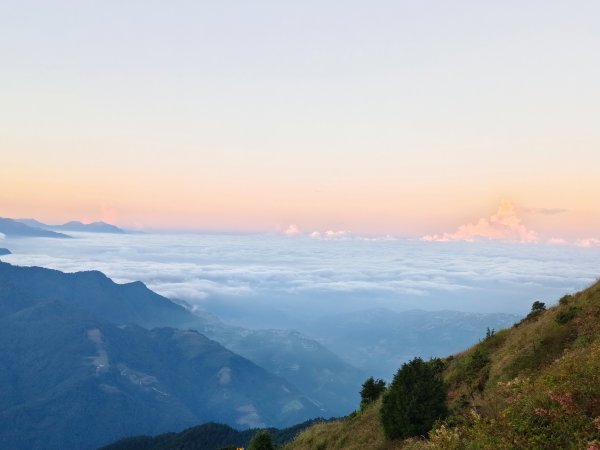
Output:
[380, 357, 447, 440]
[248, 430, 275, 450]
[555, 306, 579, 324]
[524, 301, 547, 321]
[466, 349, 490, 373]
[559, 294, 573, 305]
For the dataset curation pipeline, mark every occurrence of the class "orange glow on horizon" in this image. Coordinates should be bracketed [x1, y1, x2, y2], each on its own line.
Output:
[3, 168, 600, 241]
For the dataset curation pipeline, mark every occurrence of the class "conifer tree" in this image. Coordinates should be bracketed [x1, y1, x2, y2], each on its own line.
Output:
[360, 376, 386, 409]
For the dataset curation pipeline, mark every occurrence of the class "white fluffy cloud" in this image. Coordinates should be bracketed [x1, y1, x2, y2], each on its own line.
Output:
[310, 230, 352, 240]
[0, 232, 5, 241]
[422, 200, 538, 243]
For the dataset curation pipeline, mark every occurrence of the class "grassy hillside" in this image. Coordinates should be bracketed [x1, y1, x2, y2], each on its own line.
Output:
[284, 398, 403, 450]
[285, 280, 600, 450]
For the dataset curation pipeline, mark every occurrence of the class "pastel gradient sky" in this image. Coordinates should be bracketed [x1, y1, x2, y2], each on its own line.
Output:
[2, 1, 599, 240]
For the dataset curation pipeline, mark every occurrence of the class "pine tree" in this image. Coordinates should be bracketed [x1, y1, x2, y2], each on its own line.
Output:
[531, 301, 546, 313]
[360, 376, 386, 409]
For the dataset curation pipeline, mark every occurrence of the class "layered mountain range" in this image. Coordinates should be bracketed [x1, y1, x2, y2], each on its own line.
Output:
[0, 217, 125, 238]
[304, 308, 518, 379]
[0, 262, 362, 449]
[0, 217, 70, 238]
[0, 258, 520, 450]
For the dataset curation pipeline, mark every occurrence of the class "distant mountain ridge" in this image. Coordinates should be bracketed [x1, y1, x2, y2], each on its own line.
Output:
[305, 308, 519, 379]
[15, 218, 50, 229]
[0, 260, 364, 416]
[16, 218, 125, 233]
[53, 220, 125, 233]
[0, 217, 71, 238]
[0, 248, 10, 256]
[0, 261, 323, 450]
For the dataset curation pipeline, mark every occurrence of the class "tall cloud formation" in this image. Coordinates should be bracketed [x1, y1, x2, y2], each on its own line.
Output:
[423, 200, 538, 243]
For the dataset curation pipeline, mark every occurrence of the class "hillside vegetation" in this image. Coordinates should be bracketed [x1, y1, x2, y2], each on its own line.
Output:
[285, 280, 600, 450]
[99, 419, 328, 450]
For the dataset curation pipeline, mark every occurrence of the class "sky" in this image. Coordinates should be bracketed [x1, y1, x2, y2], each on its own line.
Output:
[2, 1, 600, 240]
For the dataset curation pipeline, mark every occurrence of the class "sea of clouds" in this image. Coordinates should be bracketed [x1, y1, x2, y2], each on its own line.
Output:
[3, 232, 600, 328]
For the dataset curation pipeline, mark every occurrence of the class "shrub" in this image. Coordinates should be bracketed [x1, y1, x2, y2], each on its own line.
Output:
[466, 349, 490, 373]
[525, 301, 547, 321]
[559, 294, 574, 305]
[532, 301, 547, 312]
[556, 306, 579, 325]
[461, 348, 491, 392]
[248, 430, 275, 450]
[380, 357, 448, 440]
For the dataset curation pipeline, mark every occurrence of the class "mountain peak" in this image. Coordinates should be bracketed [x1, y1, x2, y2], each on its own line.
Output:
[56, 220, 125, 233]
[0, 217, 71, 238]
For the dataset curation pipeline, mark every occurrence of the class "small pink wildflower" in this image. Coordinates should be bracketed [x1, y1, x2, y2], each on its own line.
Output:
[548, 391, 575, 414]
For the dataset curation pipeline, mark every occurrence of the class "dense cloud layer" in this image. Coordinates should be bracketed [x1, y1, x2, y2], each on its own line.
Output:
[4, 233, 600, 326]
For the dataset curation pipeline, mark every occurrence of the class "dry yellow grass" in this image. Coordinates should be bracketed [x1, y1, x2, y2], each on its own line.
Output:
[283, 399, 407, 450]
